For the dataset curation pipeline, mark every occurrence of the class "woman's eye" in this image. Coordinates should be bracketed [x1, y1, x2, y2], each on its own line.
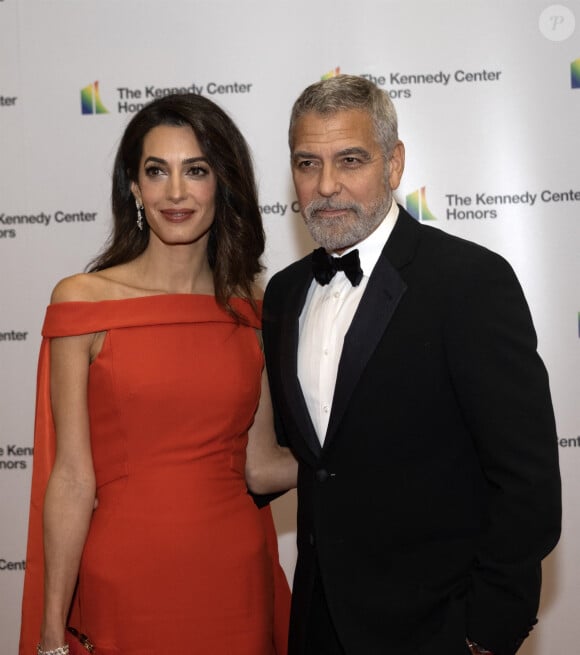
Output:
[144, 166, 163, 177]
[188, 166, 208, 177]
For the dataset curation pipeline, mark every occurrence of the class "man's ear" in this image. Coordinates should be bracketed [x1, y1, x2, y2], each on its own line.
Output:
[387, 141, 405, 191]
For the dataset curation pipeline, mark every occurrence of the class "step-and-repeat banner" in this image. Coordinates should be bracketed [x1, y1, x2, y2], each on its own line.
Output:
[1, 0, 578, 652]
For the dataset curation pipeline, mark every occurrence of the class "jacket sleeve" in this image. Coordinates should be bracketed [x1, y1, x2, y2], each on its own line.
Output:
[445, 250, 561, 654]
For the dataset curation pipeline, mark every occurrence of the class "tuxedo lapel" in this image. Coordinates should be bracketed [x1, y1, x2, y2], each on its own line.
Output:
[323, 208, 418, 448]
[278, 261, 322, 458]
[324, 253, 407, 447]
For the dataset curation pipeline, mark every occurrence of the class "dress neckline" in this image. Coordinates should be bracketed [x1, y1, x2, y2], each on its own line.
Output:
[43, 294, 262, 337]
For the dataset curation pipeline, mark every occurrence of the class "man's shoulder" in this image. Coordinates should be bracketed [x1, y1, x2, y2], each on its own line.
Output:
[267, 253, 312, 288]
[263, 253, 312, 317]
[407, 213, 510, 269]
[391, 209, 518, 290]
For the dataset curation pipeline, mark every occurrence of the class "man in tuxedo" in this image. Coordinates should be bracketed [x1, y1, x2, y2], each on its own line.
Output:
[262, 75, 561, 655]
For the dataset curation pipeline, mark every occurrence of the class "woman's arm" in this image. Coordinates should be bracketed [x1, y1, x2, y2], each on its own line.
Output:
[40, 331, 96, 650]
[39, 282, 98, 651]
[245, 366, 298, 495]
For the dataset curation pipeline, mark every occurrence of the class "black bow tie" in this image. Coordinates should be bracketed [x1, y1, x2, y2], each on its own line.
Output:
[312, 247, 364, 287]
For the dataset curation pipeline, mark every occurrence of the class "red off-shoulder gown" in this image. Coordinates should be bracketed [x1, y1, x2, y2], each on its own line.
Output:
[20, 295, 290, 655]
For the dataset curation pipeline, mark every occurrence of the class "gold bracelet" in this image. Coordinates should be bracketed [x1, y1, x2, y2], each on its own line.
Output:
[37, 645, 70, 655]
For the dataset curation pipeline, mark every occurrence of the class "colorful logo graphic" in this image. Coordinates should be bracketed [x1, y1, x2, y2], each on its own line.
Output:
[321, 67, 341, 80]
[81, 81, 108, 115]
[406, 187, 438, 221]
[571, 59, 580, 88]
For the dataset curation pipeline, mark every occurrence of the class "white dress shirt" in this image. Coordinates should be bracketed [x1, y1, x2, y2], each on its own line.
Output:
[298, 201, 399, 444]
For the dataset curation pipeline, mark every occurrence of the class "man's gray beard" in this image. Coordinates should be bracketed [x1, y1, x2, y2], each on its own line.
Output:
[303, 194, 391, 252]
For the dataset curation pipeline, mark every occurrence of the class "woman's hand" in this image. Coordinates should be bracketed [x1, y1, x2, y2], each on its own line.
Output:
[245, 367, 298, 495]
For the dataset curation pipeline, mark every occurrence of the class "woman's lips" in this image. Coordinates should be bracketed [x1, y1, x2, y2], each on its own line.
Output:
[160, 209, 194, 222]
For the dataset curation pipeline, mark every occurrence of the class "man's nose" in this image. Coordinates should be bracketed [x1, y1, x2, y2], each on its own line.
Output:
[317, 165, 341, 197]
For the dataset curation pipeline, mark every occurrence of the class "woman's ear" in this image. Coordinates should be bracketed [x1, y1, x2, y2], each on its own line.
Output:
[130, 181, 142, 206]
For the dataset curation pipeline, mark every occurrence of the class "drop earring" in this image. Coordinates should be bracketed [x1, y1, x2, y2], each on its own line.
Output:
[135, 199, 144, 231]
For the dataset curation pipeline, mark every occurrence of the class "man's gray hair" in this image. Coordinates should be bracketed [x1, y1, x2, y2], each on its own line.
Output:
[289, 74, 399, 159]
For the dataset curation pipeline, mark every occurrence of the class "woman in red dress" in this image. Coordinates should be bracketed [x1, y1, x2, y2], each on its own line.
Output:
[20, 93, 296, 655]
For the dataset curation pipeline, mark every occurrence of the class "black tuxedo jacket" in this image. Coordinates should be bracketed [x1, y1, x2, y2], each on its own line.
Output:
[262, 208, 561, 655]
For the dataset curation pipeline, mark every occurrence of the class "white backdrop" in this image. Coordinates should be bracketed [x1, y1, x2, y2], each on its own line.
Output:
[1, 1, 579, 653]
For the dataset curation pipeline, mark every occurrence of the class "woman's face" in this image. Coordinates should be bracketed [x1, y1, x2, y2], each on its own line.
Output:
[131, 124, 217, 247]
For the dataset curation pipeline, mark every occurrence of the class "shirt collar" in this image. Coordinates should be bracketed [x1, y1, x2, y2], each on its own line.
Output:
[337, 200, 399, 278]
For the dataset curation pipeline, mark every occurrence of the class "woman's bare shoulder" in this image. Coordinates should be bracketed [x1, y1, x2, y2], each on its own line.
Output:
[50, 271, 119, 304]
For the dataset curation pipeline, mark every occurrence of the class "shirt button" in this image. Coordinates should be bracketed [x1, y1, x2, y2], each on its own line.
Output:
[323, 404, 329, 413]
[333, 291, 340, 299]
[323, 348, 329, 356]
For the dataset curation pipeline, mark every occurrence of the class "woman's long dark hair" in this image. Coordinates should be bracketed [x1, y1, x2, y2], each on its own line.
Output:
[88, 93, 264, 320]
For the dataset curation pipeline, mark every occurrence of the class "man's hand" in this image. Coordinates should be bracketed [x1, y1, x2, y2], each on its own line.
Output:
[466, 638, 494, 654]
